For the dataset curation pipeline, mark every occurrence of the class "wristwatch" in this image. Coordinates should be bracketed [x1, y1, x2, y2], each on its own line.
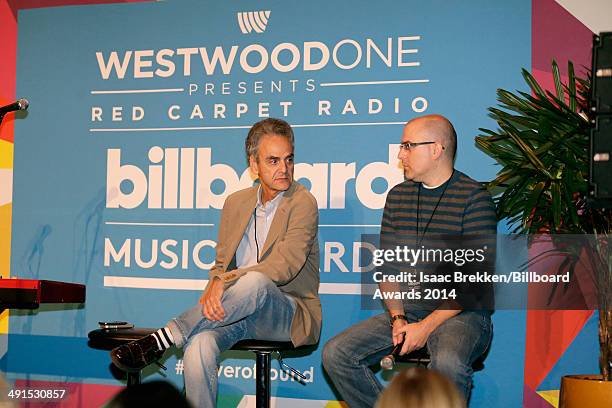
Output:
[390, 314, 407, 326]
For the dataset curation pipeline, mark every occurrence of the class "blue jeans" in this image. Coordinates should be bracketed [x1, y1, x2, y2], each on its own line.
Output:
[322, 311, 492, 408]
[166, 272, 296, 408]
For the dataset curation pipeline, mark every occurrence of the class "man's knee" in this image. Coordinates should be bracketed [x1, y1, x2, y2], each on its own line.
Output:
[322, 334, 347, 371]
[238, 271, 275, 293]
[429, 349, 471, 380]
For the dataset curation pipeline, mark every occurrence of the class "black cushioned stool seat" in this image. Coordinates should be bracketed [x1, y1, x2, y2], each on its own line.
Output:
[89, 327, 156, 349]
[397, 346, 485, 371]
[88, 328, 307, 408]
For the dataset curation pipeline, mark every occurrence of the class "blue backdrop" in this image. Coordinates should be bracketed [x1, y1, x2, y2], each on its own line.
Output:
[8, 0, 531, 406]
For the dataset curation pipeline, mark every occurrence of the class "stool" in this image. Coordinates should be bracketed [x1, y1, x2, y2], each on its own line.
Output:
[88, 328, 312, 408]
[231, 339, 311, 408]
[88, 327, 156, 387]
[396, 346, 485, 371]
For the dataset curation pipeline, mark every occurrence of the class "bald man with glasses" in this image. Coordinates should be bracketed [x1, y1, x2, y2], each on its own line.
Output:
[322, 114, 496, 407]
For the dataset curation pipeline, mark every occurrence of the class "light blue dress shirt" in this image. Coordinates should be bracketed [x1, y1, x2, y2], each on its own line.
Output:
[235, 187, 285, 268]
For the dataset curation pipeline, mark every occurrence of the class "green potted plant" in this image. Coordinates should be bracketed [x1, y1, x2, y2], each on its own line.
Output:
[475, 60, 611, 407]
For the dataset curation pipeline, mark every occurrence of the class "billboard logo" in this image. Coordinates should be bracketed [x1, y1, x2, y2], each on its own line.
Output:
[106, 146, 403, 210]
[237, 10, 271, 34]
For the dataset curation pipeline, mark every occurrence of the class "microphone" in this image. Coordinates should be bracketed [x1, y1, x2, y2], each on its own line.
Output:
[0, 99, 29, 116]
[380, 342, 403, 370]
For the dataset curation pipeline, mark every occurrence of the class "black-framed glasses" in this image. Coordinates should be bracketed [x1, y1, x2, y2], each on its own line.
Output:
[398, 141, 445, 151]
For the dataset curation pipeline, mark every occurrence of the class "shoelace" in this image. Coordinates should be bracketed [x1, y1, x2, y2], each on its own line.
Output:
[134, 341, 167, 371]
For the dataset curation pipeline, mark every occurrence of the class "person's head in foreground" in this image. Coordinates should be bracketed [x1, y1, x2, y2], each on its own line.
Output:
[106, 380, 191, 408]
[375, 366, 466, 408]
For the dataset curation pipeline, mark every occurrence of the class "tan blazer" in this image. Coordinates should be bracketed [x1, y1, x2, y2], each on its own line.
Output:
[208, 182, 321, 347]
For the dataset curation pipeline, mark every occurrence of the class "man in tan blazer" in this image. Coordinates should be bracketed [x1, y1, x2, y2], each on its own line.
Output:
[111, 118, 321, 407]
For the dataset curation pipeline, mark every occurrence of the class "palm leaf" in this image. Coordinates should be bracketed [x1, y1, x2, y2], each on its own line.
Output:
[552, 60, 565, 101]
[476, 60, 599, 234]
[567, 61, 577, 112]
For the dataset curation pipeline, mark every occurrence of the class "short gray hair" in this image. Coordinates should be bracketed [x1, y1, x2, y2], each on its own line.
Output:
[245, 118, 295, 164]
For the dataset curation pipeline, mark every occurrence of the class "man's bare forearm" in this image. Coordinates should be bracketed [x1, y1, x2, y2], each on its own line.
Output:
[378, 281, 403, 316]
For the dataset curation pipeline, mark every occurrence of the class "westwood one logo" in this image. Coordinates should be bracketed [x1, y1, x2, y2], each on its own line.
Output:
[237, 11, 271, 34]
[95, 38, 420, 79]
[106, 146, 403, 210]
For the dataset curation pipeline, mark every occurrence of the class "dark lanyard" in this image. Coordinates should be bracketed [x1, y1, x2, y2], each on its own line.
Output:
[416, 170, 454, 245]
[253, 208, 260, 263]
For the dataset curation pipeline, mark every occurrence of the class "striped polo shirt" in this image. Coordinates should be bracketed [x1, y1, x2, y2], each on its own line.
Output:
[382, 169, 497, 237]
[380, 169, 497, 312]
